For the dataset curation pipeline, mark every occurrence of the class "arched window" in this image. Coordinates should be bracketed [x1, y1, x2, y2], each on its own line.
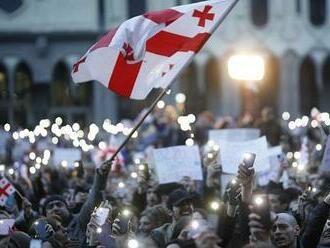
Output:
[0, 64, 8, 124]
[310, 0, 327, 26]
[259, 54, 280, 111]
[205, 57, 221, 112]
[321, 55, 330, 111]
[0, 64, 7, 100]
[251, 0, 269, 27]
[128, 0, 146, 17]
[14, 63, 33, 126]
[299, 57, 318, 114]
[51, 62, 72, 107]
[179, 62, 201, 114]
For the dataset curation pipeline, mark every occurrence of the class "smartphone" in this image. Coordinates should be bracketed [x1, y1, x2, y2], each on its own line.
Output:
[33, 220, 49, 240]
[252, 194, 272, 230]
[29, 239, 42, 248]
[95, 207, 110, 226]
[137, 163, 150, 180]
[243, 153, 256, 168]
[0, 219, 15, 235]
[188, 219, 209, 239]
[117, 212, 131, 234]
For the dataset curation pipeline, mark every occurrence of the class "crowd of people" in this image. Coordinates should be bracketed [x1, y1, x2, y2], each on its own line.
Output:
[1, 105, 330, 248]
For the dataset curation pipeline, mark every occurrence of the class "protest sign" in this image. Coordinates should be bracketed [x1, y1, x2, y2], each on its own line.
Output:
[0, 219, 15, 235]
[151, 145, 203, 184]
[319, 136, 330, 173]
[209, 128, 260, 144]
[219, 136, 269, 174]
[53, 148, 81, 168]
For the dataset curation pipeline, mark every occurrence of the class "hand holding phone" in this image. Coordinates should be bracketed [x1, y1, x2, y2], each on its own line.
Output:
[93, 200, 112, 226]
[33, 220, 51, 240]
[95, 207, 110, 226]
[251, 194, 272, 230]
[243, 153, 256, 168]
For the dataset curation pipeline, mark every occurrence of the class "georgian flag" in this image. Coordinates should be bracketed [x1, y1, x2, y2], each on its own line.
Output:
[0, 178, 16, 206]
[72, 0, 238, 99]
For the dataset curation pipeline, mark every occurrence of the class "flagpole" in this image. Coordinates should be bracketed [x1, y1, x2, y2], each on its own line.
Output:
[100, 0, 241, 167]
[102, 88, 169, 166]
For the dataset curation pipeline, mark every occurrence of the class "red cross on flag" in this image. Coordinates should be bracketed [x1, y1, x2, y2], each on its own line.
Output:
[0, 178, 16, 206]
[72, 0, 239, 99]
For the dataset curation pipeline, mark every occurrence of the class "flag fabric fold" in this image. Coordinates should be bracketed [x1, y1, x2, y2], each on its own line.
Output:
[72, 0, 238, 100]
[0, 178, 16, 206]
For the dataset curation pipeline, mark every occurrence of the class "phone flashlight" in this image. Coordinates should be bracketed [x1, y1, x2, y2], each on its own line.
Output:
[243, 153, 256, 168]
[253, 196, 264, 206]
[128, 239, 139, 248]
[210, 201, 220, 211]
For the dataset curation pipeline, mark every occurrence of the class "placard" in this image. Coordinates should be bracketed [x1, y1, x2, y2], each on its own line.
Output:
[219, 136, 269, 174]
[0, 219, 15, 235]
[152, 145, 203, 184]
[53, 148, 81, 168]
[209, 128, 260, 144]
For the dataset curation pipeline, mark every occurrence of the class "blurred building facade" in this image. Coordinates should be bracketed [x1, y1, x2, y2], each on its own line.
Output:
[0, 0, 329, 127]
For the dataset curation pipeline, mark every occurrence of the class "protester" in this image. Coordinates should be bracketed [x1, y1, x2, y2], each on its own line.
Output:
[1, 106, 330, 248]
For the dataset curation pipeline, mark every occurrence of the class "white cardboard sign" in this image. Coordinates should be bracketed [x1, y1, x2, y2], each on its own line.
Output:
[219, 136, 269, 174]
[0, 219, 15, 235]
[209, 128, 260, 143]
[152, 145, 203, 184]
[53, 148, 81, 168]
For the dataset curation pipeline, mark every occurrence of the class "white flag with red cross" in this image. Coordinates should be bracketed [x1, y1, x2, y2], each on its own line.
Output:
[72, 0, 238, 99]
[0, 178, 16, 206]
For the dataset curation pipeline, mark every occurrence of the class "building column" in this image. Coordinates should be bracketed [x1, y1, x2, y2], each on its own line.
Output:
[310, 49, 328, 111]
[2, 57, 19, 127]
[194, 52, 211, 94]
[279, 52, 300, 116]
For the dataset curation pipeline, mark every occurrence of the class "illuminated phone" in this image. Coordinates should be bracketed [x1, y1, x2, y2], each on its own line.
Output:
[252, 194, 272, 230]
[33, 220, 49, 240]
[243, 153, 256, 168]
[30, 239, 42, 248]
[117, 211, 131, 234]
[95, 207, 110, 226]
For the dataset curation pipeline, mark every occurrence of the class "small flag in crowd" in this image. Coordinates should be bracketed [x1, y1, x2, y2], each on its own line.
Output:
[72, 0, 238, 99]
[0, 178, 16, 206]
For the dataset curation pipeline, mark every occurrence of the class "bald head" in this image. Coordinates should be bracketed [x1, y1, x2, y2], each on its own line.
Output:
[271, 213, 300, 248]
[276, 213, 298, 227]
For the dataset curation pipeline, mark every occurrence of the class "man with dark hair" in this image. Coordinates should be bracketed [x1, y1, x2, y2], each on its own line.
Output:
[42, 162, 110, 246]
[268, 188, 291, 213]
[151, 189, 194, 247]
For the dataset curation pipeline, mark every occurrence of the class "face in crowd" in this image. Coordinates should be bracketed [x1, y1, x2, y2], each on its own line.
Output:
[319, 219, 330, 245]
[172, 199, 194, 221]
[138, 215, 157, 236]
[45, 200, 70, 223]
[268, 194, 289, 214]
[270, 213, 300, 248]
[146, 188, 160, 207]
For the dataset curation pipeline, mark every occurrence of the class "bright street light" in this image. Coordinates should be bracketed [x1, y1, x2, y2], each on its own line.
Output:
[228, 54, 265, 81]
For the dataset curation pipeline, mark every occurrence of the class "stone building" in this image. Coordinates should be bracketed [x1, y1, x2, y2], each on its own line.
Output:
[0, 0, 329, 127]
